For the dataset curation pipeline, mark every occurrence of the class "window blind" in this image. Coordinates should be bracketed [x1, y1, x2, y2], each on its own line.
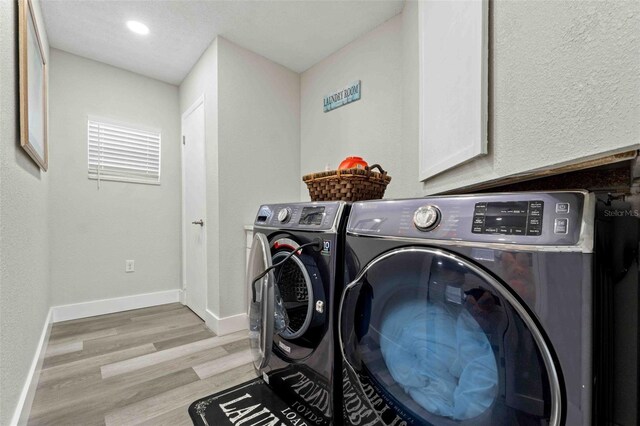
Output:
[88, 119, 161, 185]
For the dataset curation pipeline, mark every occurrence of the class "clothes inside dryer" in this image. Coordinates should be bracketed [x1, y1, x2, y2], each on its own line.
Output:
[380, 293, 498, 420]
[341, 249, 556, 425]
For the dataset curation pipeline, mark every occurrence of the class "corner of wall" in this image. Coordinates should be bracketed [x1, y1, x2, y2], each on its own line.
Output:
[216, 37, 301, 318]
[0, 0, 52, 423]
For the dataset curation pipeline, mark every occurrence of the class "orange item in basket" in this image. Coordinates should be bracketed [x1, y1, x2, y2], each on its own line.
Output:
[338, 156, 368, 170]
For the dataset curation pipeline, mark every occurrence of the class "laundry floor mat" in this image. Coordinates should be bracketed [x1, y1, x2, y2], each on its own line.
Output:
[189, 378, 316, 425]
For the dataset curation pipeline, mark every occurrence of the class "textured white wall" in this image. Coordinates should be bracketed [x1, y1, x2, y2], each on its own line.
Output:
[401, 2, 420, 196]
[48, 49, 182, 306]
[0, 0, 51, 423]
[302, 1, 639, 197]
[300, 14, 418, 199]
[180, 37, 300, 319]
[217, 37, 301, 317]
[179, 39, 221, 315]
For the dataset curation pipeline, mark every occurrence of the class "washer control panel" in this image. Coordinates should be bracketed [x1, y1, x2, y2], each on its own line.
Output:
[254, 202, 346, 231]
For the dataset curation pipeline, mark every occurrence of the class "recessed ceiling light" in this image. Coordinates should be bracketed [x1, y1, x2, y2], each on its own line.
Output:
[126, 20, 149, 35]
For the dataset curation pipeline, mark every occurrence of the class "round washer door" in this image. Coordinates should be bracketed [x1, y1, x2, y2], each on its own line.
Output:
[340, 247, 562, 426]
[247, 233, 274, 371]
[270, 237, 326, 347]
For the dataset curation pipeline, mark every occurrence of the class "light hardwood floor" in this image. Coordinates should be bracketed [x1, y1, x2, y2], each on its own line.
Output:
[28, 303, 255, 425]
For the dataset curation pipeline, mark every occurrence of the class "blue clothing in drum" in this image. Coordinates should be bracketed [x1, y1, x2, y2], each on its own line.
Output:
[380, 294, 498, 420]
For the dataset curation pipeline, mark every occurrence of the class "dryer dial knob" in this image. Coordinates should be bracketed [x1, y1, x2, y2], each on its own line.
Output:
[277, 208, 291, 223]
[413, 205, 441, 231]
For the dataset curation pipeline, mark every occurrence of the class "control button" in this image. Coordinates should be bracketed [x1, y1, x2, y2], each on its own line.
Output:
[529, 201, 544, 209]
[528, 218, 541, 226]
[472, 226, 483, 233]
[277, 208, 291, 223]
[529, 209, 542, 217]
[556, 203, 570, 214]
[554, 218, 569, 234]
[474, 203, 487, 216]
[473, 217, 485, 225]
[513, 228, 525, 235]
[413, 205, 441, 231]
[527, 228, 542, 236]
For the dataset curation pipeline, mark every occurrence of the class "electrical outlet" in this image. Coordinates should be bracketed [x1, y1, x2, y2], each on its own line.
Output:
[125, 260, 135, 273]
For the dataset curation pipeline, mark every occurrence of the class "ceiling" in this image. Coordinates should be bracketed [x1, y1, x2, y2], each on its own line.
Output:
[40, 0, 405, 85]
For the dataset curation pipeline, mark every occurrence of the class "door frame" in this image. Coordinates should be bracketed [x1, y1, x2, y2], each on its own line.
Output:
[181, 94, 207, 315]
[247, 232, 275, 370]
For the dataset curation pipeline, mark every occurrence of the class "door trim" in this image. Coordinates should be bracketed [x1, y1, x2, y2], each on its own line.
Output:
[338, 246, 562, 426]
[181, 94, 206, 318]
[247, 233, 275, 370]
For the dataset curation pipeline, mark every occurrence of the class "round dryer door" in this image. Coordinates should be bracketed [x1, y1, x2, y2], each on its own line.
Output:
[247, 233, 274, 371]
[339, 247, 561, 426]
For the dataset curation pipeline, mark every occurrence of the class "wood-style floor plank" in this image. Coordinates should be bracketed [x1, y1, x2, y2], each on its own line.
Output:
[27, 304, 253, 425]
[103, 363, 256, 426]
[192, 349, 254, 379]
[47, 327, 119, 346]
[33, 346, 230, 412]
[135, 405, 192, 426]
[100, 331, 248, 379]
[43, 323, 208, 369]
[153, 329, 215, 351]
[48, 316, 132, 340]
[44, 340, 83, 358]
[38, 344, 158, 385]
[29, 368, 200, 425]
[87, 323, 209, 353]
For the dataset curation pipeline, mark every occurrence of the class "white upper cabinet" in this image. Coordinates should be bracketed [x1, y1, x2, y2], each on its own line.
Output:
[419, 0, 489, 181]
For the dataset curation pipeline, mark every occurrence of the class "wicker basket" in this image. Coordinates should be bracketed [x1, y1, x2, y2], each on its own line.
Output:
[302, 164, 391, 202]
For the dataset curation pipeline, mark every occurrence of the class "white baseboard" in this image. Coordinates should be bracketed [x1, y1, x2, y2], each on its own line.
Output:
[51, 289, 181, 323]
[11, 308, 53, 426]
[204, 309, 248, 336]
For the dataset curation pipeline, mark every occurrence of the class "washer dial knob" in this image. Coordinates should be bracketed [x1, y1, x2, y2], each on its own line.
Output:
[413, 205, 441, 231]
[277, 208, 291, 223]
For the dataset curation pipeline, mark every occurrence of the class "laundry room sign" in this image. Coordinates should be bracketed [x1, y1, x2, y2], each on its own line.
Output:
[323, 80, 361, 112]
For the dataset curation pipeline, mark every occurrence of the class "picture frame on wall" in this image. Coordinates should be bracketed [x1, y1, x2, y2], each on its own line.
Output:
[19, 0, 48, 171]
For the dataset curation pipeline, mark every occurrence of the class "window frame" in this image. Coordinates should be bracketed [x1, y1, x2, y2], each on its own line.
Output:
[87, 115, 162, 186]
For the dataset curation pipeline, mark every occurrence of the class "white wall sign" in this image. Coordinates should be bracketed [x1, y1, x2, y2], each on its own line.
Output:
[323, 80, 361, 112]
[419, 0, 488, 181]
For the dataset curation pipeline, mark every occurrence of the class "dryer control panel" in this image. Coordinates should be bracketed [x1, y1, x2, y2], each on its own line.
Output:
[254, 201, 347, 232]
[347, 192, 594, 249]
[471, 200, 544, 236]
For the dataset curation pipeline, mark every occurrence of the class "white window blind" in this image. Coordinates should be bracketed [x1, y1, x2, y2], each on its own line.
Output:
[88, 118, 161, 185]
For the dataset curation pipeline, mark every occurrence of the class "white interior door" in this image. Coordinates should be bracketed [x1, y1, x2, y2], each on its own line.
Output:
[182, 97, 207, 320]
